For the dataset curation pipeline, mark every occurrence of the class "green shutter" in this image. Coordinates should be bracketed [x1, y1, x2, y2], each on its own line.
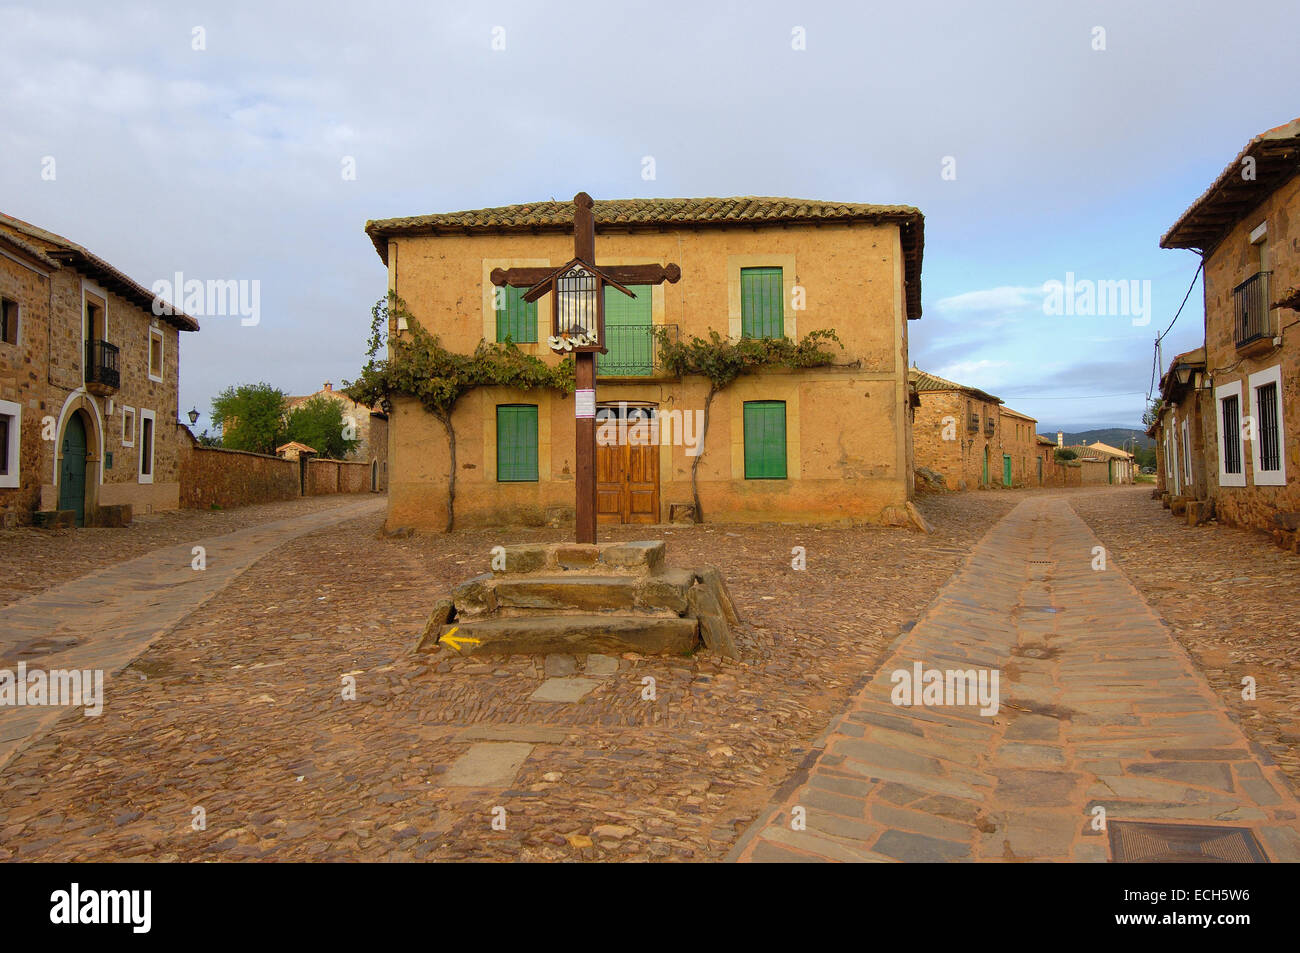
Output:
[496, 405, 539, 481]
[740, 267, 784, 339]
[495, 286, 538, 343]
[743, 401, 787, 479]
[598, 284, 653, 376]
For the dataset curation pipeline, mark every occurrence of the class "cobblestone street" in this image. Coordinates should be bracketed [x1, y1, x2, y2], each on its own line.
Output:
[2, 486, 1298, 862]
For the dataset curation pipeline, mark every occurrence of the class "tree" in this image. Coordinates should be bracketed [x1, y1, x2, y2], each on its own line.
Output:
[285, 394, 360, 460]
[1142, 397, 1163, 429]
[210, 382, 287, 455]
[195, 429, 222, 448]
[656, 328, 842, 521]
[1054, 447, 1078, 463]
[345, 293, 573, 532]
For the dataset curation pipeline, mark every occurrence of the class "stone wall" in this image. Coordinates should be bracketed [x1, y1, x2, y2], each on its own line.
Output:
[304, 457, 368, 496]
[178, 439, 299, 509]
[1199, 169, 1300, 532]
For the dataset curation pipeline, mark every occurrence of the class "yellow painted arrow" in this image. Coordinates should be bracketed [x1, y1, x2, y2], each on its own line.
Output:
[438, 626, 482, 653]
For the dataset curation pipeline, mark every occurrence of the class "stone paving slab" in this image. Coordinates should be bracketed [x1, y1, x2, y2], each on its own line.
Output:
[0, 498, 384, 773]
[729, 496, 1300, 863]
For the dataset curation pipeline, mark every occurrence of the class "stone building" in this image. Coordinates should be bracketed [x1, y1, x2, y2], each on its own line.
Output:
[285, 381, 380, 460]
[999, 406, 1039, 487]
[1034, 434, 1067, 487]
[1154, 118, 1300, 536]
[0, 213, 197, 526]
[1063, 441, 1135, 485]
[909, 368, 1005, 489]
[364, 197, 924, 529]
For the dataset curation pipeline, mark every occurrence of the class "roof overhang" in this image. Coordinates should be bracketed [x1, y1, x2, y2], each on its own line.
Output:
[1161, 119, 1300, 253]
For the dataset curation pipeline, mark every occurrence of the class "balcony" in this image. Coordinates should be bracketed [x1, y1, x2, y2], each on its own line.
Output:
[84, 339, 120, 396]
[596, 324, 678, 379]
[1234, 271, 1273, 350]
[967, 412, 979, 433]
[984, 418, 996, 437]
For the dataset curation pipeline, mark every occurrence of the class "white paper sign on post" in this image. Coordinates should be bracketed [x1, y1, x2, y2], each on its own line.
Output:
[575, 388, 596, 418]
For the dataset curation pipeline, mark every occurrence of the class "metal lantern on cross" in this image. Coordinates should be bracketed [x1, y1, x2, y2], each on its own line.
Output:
[490, 192, 682, 544]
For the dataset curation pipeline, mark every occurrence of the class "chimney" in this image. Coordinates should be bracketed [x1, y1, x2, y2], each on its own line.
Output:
[324, 381, 332, 392]
[1056, 431, 1063, 447]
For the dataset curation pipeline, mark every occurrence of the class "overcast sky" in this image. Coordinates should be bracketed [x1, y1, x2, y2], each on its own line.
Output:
[3, 0, 1296, 433]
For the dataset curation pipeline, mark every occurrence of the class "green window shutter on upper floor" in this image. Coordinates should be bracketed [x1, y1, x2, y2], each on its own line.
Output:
[740, 267, 784, 339]
[495, 286, 537, 343]
[496, 405, 539, 482]
[743, 401, 787, 479]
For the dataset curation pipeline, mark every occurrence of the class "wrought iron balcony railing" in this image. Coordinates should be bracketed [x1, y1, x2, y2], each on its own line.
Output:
[984, 418, 996, 436]
[596, 324, 678, 378]
[1234, 271, 1272, 348]
[967, 412, 980, 432]
[85, 339, 120, 390]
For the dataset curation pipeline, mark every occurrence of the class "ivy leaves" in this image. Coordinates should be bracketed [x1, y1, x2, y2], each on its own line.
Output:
[344, 293, 575, 419]
[655, 327, 843, 391]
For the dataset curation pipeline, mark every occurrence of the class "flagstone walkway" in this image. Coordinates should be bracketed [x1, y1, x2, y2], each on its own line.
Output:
[728, 495, 1300, 863]
[0, 497, 385, 773]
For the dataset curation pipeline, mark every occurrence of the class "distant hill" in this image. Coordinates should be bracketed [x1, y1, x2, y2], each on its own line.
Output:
[1040, 428, 1154, 450]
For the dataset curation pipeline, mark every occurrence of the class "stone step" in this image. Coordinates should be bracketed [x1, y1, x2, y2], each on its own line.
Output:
[437, 614, 699, 656]
[488, 570, 695, 615]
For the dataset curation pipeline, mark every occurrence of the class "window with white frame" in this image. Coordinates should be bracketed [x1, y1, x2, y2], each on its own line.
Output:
[1181, 417, 1191, 481]
[0, 398, 20, 489]
[1249, 364, 1286, 486]
[148, 327, 164, 382]
[1215, 380, 1246, 487]
[122, 405, 136, 448]
[138, 408, 155, 483]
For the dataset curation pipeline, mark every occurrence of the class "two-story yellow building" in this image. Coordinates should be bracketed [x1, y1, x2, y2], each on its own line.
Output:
[364, 197, 924, 530]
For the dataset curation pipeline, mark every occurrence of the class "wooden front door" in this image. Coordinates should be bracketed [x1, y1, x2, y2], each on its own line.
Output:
[596, 405, 660, 524]
[59, 413, 88, 526]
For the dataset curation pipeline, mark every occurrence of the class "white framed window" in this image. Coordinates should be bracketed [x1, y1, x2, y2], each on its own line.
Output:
[0, 398, 20, 489]
[138, 408, 156, 484]
[121, 405, 136, 448]
[1248, 364, 1286, 486]
[1215, 380, 1246, 487]
[148, 327, 164, 382]
[1181, 417, 1191, 481]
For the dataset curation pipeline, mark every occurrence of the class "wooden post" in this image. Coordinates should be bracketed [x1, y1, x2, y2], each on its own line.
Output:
[575, 351, 597, 544]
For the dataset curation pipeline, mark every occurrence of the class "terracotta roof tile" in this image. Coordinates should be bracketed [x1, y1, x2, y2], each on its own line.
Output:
[366, 195, 925, 319]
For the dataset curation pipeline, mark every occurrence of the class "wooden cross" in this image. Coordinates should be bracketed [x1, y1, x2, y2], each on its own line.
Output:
[490, 192, 682, 544]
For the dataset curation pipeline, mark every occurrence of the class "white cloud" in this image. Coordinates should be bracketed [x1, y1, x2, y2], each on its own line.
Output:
[933, 286, 1041, 314]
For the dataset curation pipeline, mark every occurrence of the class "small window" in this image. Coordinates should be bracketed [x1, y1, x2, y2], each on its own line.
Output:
[148, 328, 164, 381]
[138, 409, 156, 483]
[743, 400, 787, 479]
[740, 267, 784, 339]
[122, 406, 136, 448]
[0, 297, 18, 346]
[0, 399, 20, 488]
[495, 286, 538, 343]
[1215, 380, 1245, 488]
[1249, 365, 1286, 485]
[496, 405, 538, 482]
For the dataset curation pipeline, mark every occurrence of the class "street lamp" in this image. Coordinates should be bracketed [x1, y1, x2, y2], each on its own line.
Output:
[1175, 364, 1192, 386]
[187, 408, 200, 425]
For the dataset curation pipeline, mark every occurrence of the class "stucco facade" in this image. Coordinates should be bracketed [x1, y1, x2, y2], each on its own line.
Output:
[366, 198, 924, 531]
[0, 215, 195, 526]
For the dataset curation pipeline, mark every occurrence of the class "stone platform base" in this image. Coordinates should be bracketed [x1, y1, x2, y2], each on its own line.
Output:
[416, 540, 741, 658]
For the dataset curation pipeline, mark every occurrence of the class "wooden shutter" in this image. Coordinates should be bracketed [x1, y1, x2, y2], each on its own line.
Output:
[496, 286, 538, 343]
[743, 401, 787, 479]
[496, 405, 539, 481]
[740, 267, 784, 339]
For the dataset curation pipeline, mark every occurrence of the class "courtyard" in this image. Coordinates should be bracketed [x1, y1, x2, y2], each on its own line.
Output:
[1, 486, 1298, 862]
